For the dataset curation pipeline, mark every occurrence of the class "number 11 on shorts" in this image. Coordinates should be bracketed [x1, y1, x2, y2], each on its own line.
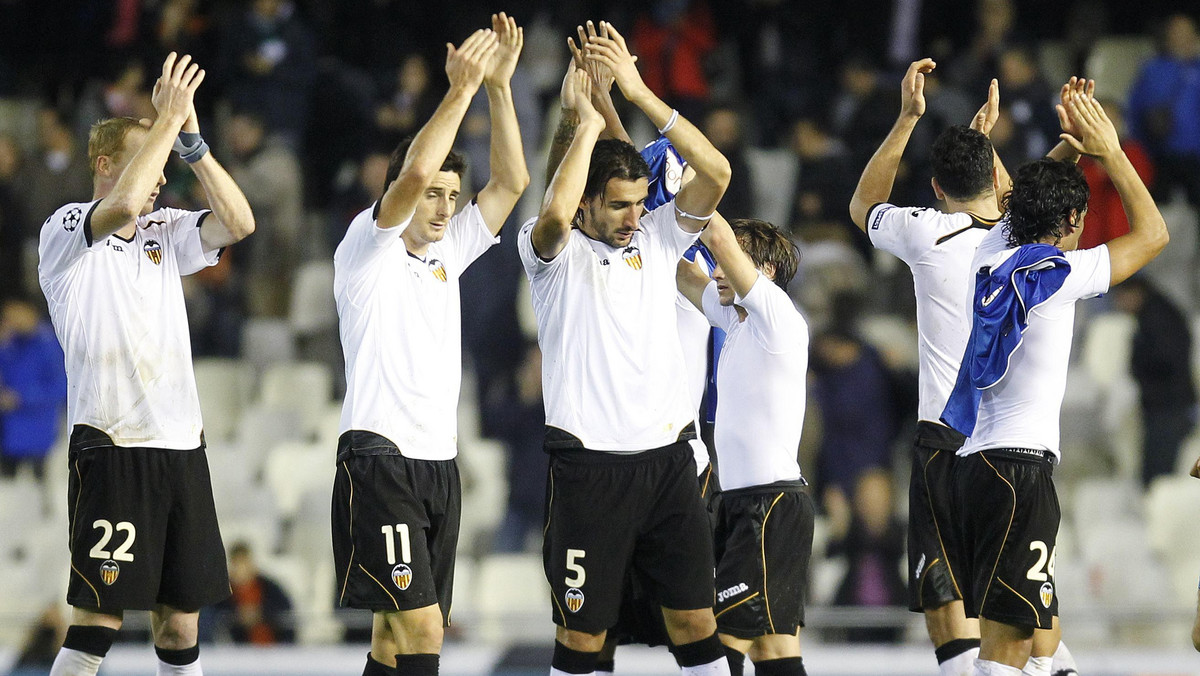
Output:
[381, 524, 412, 565]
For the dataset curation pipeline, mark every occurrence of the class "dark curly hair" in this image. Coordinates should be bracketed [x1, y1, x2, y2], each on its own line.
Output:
[931, 125, 995, 200]
[1003, 158, 1090, 246]
[383, 135, 467, 193]
[730, 218, 801, 291]
[584, 139, 651, 201]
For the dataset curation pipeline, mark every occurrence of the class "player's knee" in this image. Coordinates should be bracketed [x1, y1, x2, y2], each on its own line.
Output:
[394, 612, 444, 653]
[746, 633, 801, 662]
[924, 602, 967, 646]
[555, 626, 607, 653]
[150, 608, 198, 650]
[662, 607, 717, 643]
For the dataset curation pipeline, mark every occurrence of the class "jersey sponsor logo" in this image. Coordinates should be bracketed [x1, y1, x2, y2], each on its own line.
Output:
[428, 259, 447, 282]
[391, 563, 413, 590]
[63, 207, 82, 232]
[717, 582, 749, 603]
[99, 559, 120, 585]
[565, 587, 585, 613]
[622, 246, 642, 270]
[1039, 581, 1053, 608]
[144, 239, 163, 265]
[109, 242, 124, 252]
[914, 553, 927, 580]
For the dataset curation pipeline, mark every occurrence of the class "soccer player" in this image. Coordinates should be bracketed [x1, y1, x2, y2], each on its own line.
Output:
[676, 214, 809, 676]
[941, 92, 1167, 676]
[849, 60, 1089, 676]
[518, 21, 731, 676]
[331, 15, 528, 676]
[39, 52, 255, 676]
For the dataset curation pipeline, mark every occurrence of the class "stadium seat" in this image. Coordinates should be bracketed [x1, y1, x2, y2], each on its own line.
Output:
[474, 553, 548, 643]
[1084, 37, 1156, 102]
[456, 437, 508, 554]
[1145, 475, 1200, 600]
[259, 361, 334, 437]
[193, 357, 256, 443]
[264, 440, 334, 519]
[745, 147, 799, 228]
[241, 318, 297, 373]
[235, 405, 306, 477]
[289, 260, 337, 335]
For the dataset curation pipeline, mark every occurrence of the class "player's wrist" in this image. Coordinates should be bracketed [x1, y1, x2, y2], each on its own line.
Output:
[173, 130, 210, 164]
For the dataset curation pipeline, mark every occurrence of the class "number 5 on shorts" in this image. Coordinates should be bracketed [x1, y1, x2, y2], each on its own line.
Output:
[565, 548, 586, 587]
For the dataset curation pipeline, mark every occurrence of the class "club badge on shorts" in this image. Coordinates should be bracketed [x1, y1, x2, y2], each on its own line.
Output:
[565, 587, 585, 613]
[622, 246, 642, 270]
[392, 563, 413, 590]
[100, 560, 120, 585]
[144, 239, 163, 265]
[1039, 582, 1054, 608]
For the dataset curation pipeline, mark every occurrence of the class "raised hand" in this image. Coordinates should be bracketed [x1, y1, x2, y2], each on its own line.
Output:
[900, 58, 935, 120]
[970, 78, 1001, 136]
[152, 52, 205, 126]
[484, 13, 523, 87]
[563, 66, 601, 128]
[1057, 92, 1120, 158]
[569, 21, 617, 94]
[1057, 76, 1095, 140]
[446, 29, 499, 92]
[584, 22, 649, 102]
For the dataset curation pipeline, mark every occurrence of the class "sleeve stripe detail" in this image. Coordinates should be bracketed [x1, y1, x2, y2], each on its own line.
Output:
[82, 200, 102, 247]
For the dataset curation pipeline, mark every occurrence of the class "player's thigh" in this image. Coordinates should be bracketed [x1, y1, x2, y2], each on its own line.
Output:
[909, 447, 966, 612]
[158, 448, 230, 611]
[633, 452, 715, 612]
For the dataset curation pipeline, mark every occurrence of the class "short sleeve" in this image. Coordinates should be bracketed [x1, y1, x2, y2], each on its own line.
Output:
[38, 200, 102, 295]
[161, 208, 220, 276]
[866, 203, 926, 263]
[737, 274, 808, 354]
[701, 280, 737, 331]
[338, 204, 410, 269]
[442, 200, 499, 274]
[1059, 244, 1111, 301]
[517, 217, 565, 280]
[641, 199, 701, 260]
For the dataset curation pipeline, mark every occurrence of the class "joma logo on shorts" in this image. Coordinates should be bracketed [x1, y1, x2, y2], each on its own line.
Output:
[718, 583, 748, 602]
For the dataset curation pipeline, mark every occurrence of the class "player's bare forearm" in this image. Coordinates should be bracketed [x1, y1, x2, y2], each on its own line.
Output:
[676, 258, 709, 311]
[545, 111, 579, 188]
[476, 83, 530, 234]
[534, 118, 604, 259]
[1045, 140, 1080, 164]
[701, 213, 758, 299]
[993, 146, 1012, 211]
[1103, 149, 1168, 285]
[595, 88, 632, 144]
[190, 154, 255, 251]
[849, 116, 918, 230]
[91, 120, 183, 239]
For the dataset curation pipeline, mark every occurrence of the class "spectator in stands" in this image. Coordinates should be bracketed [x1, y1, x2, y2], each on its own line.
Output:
[11, 603, 67, 671]
[22, 108, 92, 229]
[1111, 276, 1197, 487]
[327, 151, 389, 254]
[375, 54, 442, 152]
[1079, 100, 1156, 249]
[217, 0, 316, 145]
[946, 0, 1020, 93]
[1127, 13, 1200, 206]
[830, 56, 900, 170]
[221, 110, 304, 317]
[75, 59, 155, 140]
[211, 542, 295, 644]
[632, 0, 717, 122]
[0, 134, 28, 296]
[701, 105, 754, 218]
[491, 342, 547, 553]
[786, 117, 860, 251]
[827, 469, 907, 643]
[0, 295, 66, 482]
[997, 45, 1060, 158]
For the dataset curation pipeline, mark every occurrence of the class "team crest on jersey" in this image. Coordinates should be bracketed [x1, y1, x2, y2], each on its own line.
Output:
[392, 563, 413, 590]
[428, 259, 447, 282]
[99, 560, 120, 586]
[1039, 582, 1053, 608]
[621, 246, 642, 270]
[63, 207, 82, 232]
[565, 587, 585, 613]
[143, 239, 163, 265]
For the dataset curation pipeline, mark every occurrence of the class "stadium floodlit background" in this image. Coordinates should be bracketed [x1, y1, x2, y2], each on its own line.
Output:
[2, 0, 1200, 673]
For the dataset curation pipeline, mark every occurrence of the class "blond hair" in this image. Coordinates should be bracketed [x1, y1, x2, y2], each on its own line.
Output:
[87, 117, 148, 175]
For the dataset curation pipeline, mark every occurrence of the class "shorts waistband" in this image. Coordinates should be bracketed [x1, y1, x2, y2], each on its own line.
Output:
[549, 438, 693, 464]
[543, 422, 697, 452]
[720, 478, 809, 499]
[979, 447, 1056, 468]
[913, 420, 967, 452]
[68, 424, 204, 453]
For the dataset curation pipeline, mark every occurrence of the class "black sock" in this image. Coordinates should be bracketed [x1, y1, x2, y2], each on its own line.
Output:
[596, 658, 616, 673]
[552, 641, 600, 675]
[935, 638, 981, 664]
[723, 646, 746, 676]
[155, 644, 199, 666]
[395, 653, 438, 676]
[62, 625, 119, 658]
[754, 656, 806, 676]
[671, 633, 724, 668]
[362, 654, 395, 676]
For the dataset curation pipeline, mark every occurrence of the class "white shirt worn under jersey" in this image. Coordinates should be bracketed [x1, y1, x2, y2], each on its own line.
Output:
[677, 256, 713, 474]
[868, 203, 999, 424]
[702, 275, 808, 490]
[335, 201, 497, 461]
[517, 200, 700, 452]
[38, 200, 219, 449]
[958, 224, 1111, 461]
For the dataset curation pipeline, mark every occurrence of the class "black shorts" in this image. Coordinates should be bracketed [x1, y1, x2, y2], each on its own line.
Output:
[332, 431, 461, 623]
[66, 425, 229, 613]
[610, 462, 715, 647]
[714, 481, 813, 639]
[907, 422, 968, 612]
[542, 437, 715, 633]
[953, 448, 1060, 629]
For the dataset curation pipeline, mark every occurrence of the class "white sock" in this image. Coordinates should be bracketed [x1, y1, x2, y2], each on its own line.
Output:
[157, 658, 203, 676]
[1022, 655, 1052, 676]
[940, 647, 981, 676]
[1051, 641, 1077, 674]
[681, 656, 731, 676]
[49, 648, 104, 676]
[550, 670, 594, 676]
[974, 659, 1023, 676]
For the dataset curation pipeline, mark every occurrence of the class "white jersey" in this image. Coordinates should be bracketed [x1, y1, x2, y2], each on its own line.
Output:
[517, 200, 700, 452]
[867, 202, 999, 423]
[677, 257, 713, 474]
[958, 225, 1111, 460]
[38, 200, 219, 449]
[335, 201, 496, 461]
[703, 275, 808, 490]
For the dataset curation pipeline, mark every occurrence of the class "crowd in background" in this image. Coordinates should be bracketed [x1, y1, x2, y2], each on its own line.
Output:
[1, 0, 1200, 646]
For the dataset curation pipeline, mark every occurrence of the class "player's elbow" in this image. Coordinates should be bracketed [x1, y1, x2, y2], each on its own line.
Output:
[848, 198, 868, 231]
[707, 155, 733, 189]
[230, 213, 256, 241]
